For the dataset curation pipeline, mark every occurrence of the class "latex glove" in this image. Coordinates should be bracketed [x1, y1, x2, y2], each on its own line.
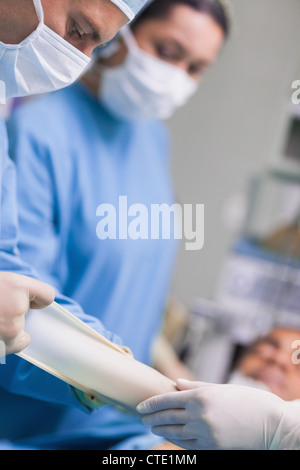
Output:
[0, 272, 55, 355]
[137, 379, 300, 450]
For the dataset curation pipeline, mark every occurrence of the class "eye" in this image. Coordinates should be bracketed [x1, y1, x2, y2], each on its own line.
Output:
[155, 43, 180, 62]
[70, 22, 84, 40]
[156, 46, 172, 60]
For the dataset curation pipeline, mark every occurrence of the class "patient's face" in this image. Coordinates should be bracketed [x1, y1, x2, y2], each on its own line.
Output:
[236, 328, 300, 401]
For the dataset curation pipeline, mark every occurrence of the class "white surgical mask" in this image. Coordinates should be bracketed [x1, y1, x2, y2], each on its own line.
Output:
[0, 0, 91, 99]
[98, 26, 198, 121]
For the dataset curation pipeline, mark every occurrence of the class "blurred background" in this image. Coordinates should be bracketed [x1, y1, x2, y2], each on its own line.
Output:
[159, 0, 300, 383]
[168, 0, 300, 302]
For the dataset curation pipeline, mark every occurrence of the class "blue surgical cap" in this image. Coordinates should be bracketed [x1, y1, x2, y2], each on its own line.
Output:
[109, 0, 150, 21]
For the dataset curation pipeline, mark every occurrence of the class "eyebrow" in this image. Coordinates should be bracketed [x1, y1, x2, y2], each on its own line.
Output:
[250, 337, 280, 351]
[159, 38, 188, 58]
[157, 38, 212, 68]
[73, 12, 102, 44]
[262, 337, 280, 348]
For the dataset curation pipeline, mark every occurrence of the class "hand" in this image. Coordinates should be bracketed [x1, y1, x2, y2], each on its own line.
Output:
[0, 272, 55, 355]
[137, 378, 291, 450]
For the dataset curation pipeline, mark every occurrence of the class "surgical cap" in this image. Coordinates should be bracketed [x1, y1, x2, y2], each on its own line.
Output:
[109, 0, 150, 21]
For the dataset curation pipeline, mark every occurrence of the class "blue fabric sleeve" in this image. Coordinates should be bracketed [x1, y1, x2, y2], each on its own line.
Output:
[0, 117, 121, 409]
[6, 116, 122, 342]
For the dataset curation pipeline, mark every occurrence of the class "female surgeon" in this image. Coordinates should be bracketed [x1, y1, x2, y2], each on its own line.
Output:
[0, 0, 144, 354]
[0, 0, 152, 451]
[6, 0, 230, 450]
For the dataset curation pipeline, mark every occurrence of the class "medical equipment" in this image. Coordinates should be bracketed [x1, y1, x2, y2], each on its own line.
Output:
[17, 302, 177, 414]
[261, 210, 300, 258]
[179, 171, 300, 383]
[218, 172, 300, 332]
[268, 101, 300, 177]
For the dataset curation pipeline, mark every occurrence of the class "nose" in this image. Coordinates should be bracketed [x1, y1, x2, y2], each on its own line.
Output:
[78, 43, 96, 58]
[174, 60, 190, 75]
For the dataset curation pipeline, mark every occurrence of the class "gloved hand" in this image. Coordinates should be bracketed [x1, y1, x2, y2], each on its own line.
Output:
[137, 379, 300, 450]
[0, 272, 55, 355]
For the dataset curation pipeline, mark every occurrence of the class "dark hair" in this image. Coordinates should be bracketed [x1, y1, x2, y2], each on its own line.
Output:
[132, 0, 231, 38]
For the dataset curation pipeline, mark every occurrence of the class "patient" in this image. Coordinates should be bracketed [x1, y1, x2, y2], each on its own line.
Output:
[155, 309, 300, 403]
[229, 326, 300, 401]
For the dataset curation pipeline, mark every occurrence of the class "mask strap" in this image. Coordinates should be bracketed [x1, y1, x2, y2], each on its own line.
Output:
[32, 0, 44, 23]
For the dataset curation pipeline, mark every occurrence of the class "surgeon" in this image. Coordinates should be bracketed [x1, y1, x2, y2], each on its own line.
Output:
[0, 0, 152, 451]
[0, 0, 145, 355]
[0, 1, 147, 351]
[7, 0, 230, 450]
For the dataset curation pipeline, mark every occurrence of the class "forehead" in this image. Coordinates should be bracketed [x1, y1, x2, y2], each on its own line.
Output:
[257, 328, 300, 350]
[140, 5, 225, 61]
[69, 0, 128, 41]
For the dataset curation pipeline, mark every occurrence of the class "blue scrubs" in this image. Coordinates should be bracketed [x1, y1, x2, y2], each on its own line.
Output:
[0, 117, 121, 338]
[4, 83, 178, 449]
[0, 115, 137, 449]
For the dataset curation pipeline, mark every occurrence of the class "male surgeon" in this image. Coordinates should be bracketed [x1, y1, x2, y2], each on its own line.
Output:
[0, 0, 145, 354]
[0, 0, 155, 451]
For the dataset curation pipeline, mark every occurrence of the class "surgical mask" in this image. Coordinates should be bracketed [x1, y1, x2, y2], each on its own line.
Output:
[228, 371, 271, 392]
[0, 0, 91, 99]
[98, 26, 198, 121]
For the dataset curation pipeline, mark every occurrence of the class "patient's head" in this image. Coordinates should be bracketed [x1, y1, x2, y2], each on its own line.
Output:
[234, 327, 300, 401]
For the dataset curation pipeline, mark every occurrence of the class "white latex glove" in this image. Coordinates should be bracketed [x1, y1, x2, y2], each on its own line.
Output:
[137, 379, 300, 450]
[0, 272, 55, 355]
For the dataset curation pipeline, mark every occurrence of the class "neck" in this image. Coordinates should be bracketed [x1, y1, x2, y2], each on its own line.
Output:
[0, 0, 39, 44]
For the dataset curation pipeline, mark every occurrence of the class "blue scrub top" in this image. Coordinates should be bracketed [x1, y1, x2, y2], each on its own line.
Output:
[0, 114, 138, 449]
[3, 83, 178, 449]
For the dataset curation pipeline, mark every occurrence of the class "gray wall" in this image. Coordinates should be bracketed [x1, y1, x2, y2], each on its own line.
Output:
[168, 0, 300, 304]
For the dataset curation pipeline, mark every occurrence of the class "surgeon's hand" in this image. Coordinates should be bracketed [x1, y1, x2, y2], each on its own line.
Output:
[137, 378, 300, 450]
[0, 272, 55, 355]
